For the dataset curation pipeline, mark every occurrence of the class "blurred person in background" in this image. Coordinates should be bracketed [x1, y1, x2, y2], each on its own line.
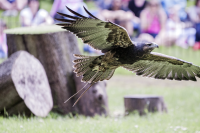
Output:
[159, 6, 196, 48]
[95, 0, 112, 10]
[139, 0, 167, 43]
[50, 0, 88, 22]
[128, 0, 146, 35]
[161, 7, 182, 46]
[99, 0, 135, 37]
[121, 0, 131, 10]
[0, 0, 28, 16]
[160, 0, 188, 22]
[188, 0, 200, 50]
[0, 20, 7, 58]
[188, 0, 200, 24]
[0, 0, 15, 10]
[20, 0, 53, 27]
[128, 0, 146, 18]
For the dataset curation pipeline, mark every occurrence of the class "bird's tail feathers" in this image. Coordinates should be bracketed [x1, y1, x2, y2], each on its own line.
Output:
[73, 54, 99, 83]
[73, 54, 115, 83]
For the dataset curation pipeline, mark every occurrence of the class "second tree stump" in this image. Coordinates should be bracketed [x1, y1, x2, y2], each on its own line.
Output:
[124, 95, 167, 115]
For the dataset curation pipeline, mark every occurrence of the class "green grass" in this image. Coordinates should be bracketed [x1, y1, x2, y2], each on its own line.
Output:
[1, 75, 200, 133]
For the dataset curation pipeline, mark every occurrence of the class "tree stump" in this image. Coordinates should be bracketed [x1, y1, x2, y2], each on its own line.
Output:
[124, 95, 167, 115]
[5, 25, 108, 116]
[0, 51, 53, 117]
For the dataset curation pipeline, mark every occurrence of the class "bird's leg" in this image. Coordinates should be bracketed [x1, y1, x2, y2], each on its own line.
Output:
[72, 82, 95, 107]
[64, 82, 89, 103]
[72, 71, 105, 107]
[64, 70, 99, 104]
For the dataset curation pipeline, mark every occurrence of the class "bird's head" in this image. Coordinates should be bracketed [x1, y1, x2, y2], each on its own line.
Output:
[143, 42, 159, 52]
[137, 41, 159, 54]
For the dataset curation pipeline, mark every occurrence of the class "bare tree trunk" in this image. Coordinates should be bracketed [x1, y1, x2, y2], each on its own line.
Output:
[124, 95, 167, 115]
[6, 26, 109, 116]
[0, 51, 52, 117]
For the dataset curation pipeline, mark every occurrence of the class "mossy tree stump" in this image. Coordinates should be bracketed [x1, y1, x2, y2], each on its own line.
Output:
[0, 51, 53, 117]
[5, 25, 108, 116]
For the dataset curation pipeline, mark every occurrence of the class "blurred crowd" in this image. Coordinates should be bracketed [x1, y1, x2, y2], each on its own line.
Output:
[0, 0, 200, 57]
[94, 0, 200, 52]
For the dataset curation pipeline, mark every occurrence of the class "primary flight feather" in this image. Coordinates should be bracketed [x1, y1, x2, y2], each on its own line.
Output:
[56, 7, 200, 105]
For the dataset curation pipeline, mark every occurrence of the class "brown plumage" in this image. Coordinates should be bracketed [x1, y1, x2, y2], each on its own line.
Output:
[56, 7, 200, 106]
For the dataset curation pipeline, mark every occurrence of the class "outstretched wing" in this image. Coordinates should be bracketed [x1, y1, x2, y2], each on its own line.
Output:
[122, 52, 200, 81]
[56, 7, 133, 52]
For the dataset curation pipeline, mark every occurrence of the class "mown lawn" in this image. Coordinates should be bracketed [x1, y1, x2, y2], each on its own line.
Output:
[0, 45, 200, 133]
[0, 75, 200, 133]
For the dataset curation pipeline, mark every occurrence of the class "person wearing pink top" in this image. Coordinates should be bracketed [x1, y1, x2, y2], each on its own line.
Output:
[143, 12, 161, 37]
[140, 0, 166, 38]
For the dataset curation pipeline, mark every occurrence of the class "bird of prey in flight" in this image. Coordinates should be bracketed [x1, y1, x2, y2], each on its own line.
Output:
[56, 7, 200, 106]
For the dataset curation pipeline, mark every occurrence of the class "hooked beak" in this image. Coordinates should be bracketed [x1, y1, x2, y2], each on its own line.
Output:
[152, 42, 159, 48]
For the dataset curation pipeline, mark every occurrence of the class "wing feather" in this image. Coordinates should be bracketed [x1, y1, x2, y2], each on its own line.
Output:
[83, 6, 99, 19]
[56, 7, 133, 52]
[56, 12, 80, 19]
[122, 52, 200, 81]
[66, 6, 87, 18]
[55, 18, 76, 23]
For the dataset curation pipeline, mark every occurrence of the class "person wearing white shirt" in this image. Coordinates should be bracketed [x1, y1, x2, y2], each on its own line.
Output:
[20, 0, 53, 26]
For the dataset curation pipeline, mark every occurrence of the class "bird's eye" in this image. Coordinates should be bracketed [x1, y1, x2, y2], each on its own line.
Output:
[146, 43, 151, 46]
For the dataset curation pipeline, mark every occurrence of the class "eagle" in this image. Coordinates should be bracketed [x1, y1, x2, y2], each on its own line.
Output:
[56, 7, 200, 106]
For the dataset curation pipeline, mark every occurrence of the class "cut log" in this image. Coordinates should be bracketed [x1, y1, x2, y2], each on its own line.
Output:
[5, 25, 108, 116]
[73, 76, 108, 116]
[0, 51, 53, 117]
[124, 95, 167, 115]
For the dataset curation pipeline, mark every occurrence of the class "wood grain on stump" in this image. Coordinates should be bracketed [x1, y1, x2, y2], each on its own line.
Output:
[124, 95, 167, 115]
[0, 51, 53, 117]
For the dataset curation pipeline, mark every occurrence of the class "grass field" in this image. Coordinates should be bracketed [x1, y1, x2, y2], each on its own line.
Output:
[0, 75, 200, 133]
